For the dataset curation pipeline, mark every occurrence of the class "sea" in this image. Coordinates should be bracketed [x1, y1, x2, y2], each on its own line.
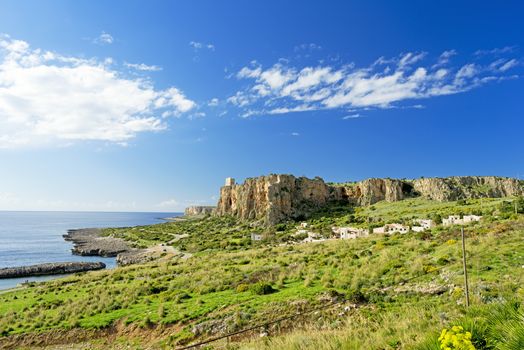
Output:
[0, 211, 180, 290]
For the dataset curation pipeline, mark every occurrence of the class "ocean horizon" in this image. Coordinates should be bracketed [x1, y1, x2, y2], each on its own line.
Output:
[0, 210, 181, 290]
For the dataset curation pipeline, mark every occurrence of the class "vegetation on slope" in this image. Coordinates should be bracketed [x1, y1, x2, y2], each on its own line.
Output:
[0, 197, 524, 349]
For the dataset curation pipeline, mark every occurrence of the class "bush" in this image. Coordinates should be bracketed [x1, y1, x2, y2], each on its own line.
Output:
[250, 282, 276, 295]
[236, 284, 249, 293]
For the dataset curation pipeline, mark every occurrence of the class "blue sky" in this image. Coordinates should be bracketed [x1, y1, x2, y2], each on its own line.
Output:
[0, 0, 523, 212]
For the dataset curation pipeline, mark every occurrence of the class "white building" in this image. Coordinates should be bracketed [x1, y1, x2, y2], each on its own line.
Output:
[332, 226, 368, 240]
[251, 233, 262, 241]
[225, 177, 236, 186]
[412, 219, 435, 232]
[415, 219, 435, 230]
[463, 215, 482, 223]
[442, 215, 463, 226]
[299, 222, 309, 228]
[373, 226, 386, 234]
[442, 215, 482, 226]
[302, 231, 325, 243]
[384, 223, 409, 234]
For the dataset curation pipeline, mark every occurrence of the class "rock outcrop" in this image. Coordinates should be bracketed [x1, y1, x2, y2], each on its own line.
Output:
[215, 174, 523, 225]
[64, 228, 131, 257]
[0, 262, 106, 279]
[413, 176, 522, 201]
[184, 206, 216, 216]
[215, 174, 334, 225]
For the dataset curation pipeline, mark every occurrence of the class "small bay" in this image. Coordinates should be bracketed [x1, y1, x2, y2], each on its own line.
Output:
[0, 211, 179, 290]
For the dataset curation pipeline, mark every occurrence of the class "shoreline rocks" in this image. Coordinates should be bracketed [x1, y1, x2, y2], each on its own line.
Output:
[0, 262, 106, 279]
[63, 228, 131, 257]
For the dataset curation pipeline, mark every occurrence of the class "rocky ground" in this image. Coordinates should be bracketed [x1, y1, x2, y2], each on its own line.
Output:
[63, 228, 132, 257]
[0, 262, 106, 279]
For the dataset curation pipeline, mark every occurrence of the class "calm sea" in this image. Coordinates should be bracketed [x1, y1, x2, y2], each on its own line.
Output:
[0, 211, 180, 290]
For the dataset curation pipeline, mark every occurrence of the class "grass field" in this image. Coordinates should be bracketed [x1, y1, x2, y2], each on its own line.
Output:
[1, 197, 524, 349]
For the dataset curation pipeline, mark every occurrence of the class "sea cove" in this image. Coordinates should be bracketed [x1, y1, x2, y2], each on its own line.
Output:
[0, 211, 179, 290]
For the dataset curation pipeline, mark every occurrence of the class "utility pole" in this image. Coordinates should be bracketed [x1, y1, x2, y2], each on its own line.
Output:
[461, 227, 470, 307]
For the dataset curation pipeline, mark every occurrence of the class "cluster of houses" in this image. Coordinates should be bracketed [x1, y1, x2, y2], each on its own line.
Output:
[442, 214, 482, 226]
[250, 214, 483, 243]
[276, 214, 483, 244]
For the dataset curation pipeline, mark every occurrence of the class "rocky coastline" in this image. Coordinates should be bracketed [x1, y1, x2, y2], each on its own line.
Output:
[0, 262, 106, 279]
[63, 228, 162, 266]
[63, 228, 132, 257]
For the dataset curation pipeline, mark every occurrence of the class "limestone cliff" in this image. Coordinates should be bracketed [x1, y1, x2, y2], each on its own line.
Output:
[185, 206, 216, 216]
[412, 176, 522, 201]
[215, 174, 523, 225]
[215, 174, 335, 224]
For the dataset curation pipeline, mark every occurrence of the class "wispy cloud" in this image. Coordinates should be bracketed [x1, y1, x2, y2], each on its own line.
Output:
[124, 62, 162, 71]
[93, 31, 114, 45]
[189, 41, 215, 51]
[291, 132, 300, 136]
[0, 34, 196, 149]
[294, 43, 322, 52]
[208, 98, 219, 106]
[228, 48, 521, 117]
[342, 113, 363, 120]
[475, 46, 517, 56]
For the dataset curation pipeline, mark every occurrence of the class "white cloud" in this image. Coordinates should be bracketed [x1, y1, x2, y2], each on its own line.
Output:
[208, 98, 219, 106]
[0, 34, 195, 148]
[294, 43, 322, 52]
[229, 48, 519, 115]
[291, 132, 300, 136]
[94, 31, 114, 45]
[342, 113, 362, 120]
[189, 41, 215, 51]
[475, 46, 516, 56]
[124, 62, 162, 71]
[433, 50, 457, 67]
[398, 52, 426, 68]
[456, 63, 477, 79]
[490, 58, 518, 72]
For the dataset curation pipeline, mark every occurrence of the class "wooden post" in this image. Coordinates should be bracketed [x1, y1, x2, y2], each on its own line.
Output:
[461, 227, 470, 307]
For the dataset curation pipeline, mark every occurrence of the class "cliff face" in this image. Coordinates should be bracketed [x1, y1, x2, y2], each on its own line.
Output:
[215, 174, 334, 224]
[412, 176, 522, 201]
[185, 206, 216, 216]
[215, 175, 523, 225]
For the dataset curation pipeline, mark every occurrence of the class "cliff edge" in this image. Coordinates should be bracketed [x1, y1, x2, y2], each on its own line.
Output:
[215, 175, 522, 225]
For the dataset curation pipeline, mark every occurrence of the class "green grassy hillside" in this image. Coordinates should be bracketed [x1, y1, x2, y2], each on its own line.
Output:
[1, 197, 523, 349]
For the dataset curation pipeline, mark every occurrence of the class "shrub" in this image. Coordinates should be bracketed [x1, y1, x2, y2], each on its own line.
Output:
[250, 282, 276, 295]
[236, 284, 249, 293]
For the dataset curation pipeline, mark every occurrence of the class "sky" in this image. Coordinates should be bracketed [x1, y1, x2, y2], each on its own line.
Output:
[0, 0, 523, 212]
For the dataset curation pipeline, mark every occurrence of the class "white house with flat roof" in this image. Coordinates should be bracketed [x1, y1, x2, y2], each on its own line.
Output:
[332, 226, 368, 240]
[412, 219, 435, 232]
[443, 215, 462, 226]
[463, 215, 482, 223]
[384, 223, 409, 234]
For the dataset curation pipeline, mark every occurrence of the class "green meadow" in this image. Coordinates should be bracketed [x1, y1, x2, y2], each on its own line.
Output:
[1, 197, 524, 349]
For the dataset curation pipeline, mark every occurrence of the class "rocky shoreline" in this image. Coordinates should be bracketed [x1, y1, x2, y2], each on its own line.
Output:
[0, 262, 106, 279]
[63, 228, 131, 257]
[63, 228, 162, 266]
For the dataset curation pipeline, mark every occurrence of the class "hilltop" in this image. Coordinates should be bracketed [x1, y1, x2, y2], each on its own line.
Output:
[215, 174, 522, 225]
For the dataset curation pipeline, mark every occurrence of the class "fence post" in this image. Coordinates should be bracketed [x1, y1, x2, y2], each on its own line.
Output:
[461, 227, 470, 307]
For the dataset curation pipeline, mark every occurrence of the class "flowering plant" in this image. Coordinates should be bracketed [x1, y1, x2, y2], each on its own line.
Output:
[438, 325, 475, 350]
